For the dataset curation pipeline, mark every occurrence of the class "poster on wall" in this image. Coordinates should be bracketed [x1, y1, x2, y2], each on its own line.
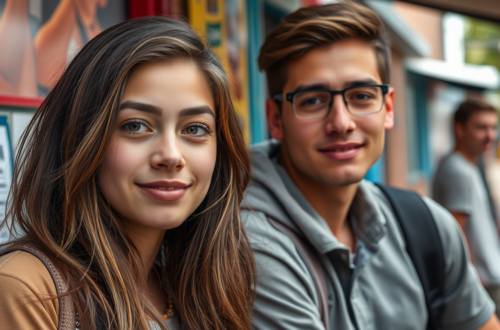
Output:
[188, 0, 250, 140]
[0, 0, 126, 100]
[0, 116, 13, 245]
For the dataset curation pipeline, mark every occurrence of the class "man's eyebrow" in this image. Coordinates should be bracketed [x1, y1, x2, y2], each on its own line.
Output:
[292, 79, 381, 93]
[292, 83, 330, 93]
[344, 79, 380, 87]
[178, 105, 215, 118]
[119, 101, 162, 116]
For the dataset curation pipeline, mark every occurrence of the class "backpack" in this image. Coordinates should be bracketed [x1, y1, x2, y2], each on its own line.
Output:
[268, 184, 445, 330]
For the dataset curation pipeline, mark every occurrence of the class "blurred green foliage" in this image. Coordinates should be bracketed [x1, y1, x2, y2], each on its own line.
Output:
[464, 17, 500, 71]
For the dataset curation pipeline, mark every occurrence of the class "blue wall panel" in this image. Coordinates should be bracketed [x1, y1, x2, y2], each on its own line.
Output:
[246, 0, 267, 143]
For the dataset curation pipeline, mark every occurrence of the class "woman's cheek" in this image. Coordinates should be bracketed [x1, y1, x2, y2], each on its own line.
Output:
[187, 142, 217, 191]
[101, 137, 145, 184]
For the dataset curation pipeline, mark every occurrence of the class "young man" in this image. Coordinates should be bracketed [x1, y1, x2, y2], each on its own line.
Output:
[241, 3, 500, 330]
[433, 99, 500, 319]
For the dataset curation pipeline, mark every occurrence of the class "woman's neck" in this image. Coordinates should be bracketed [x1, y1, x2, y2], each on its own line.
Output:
[122, 222, 168, 314]
[122, 222, 166, 279]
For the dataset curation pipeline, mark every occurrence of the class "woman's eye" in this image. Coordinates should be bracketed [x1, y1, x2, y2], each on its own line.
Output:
[183, 124, 210, 137]
[121, 120, 150, 134]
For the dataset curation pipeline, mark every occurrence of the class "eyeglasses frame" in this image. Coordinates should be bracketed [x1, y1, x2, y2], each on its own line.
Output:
[273, 84, 390, 119]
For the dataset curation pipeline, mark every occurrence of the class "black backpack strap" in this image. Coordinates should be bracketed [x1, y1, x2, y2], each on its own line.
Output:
[376, 184, 445, 330]
[267, 216, 329, 330]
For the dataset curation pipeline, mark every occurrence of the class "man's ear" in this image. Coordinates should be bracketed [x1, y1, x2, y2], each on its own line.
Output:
[454, 122, 464, 140]
[384, 87, 395, 130]
[266, 98, 284, 140]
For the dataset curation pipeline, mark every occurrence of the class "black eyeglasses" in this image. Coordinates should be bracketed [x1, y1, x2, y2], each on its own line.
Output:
[273, 84, 390, 119]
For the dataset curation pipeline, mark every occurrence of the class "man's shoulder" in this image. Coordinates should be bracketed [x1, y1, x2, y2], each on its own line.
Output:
[240, 209, 271, 238]
[436, 153, 475, 178]
[421, 196, 464, 243]
[376, 185, 465, 263]
[241, 209, 299, 254]
[365, 181, 461, 249]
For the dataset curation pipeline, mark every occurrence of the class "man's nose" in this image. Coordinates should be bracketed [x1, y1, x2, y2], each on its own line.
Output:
[325, 94, 356, 135]
[490, 128, 497, 141]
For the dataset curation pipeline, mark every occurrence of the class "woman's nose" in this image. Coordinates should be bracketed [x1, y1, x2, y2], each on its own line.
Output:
[150, 134, 185, 170]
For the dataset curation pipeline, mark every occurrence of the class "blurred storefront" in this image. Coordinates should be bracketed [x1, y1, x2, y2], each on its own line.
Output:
[0, 0, 499, 199]
[0, 0, 260, 148]
[0, 0, 263, 244]
[0, 0, 129, 146]
[252, 0, 500, 197]
[0, 0, 129, 237]
[370, 0, 500, 196]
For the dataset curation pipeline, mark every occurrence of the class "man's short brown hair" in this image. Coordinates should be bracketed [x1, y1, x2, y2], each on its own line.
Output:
[258, 1, 391, 97]
[454, 99, 498, 125]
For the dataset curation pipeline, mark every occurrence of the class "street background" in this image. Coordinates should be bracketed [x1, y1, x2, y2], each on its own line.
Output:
[1, 0, 500, 240]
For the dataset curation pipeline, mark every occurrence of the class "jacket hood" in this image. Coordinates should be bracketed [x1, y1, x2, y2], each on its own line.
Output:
[241, 139, 346, 254]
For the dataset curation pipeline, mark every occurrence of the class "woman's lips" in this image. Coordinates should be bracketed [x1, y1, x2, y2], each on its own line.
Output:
[318, 143, 363, 160]
[136, 181, 190, 201]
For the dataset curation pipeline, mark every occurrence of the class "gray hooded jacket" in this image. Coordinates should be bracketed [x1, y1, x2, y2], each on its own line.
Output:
[241, 140, 494, 330]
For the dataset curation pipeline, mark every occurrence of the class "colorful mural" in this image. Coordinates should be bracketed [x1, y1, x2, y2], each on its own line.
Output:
[188, 0, 250, 139]
[0, 0, 126, 99]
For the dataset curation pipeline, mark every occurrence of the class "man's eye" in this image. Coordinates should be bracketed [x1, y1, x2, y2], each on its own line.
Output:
[301, 98, 329, 107]
[305, 98, 321, 105]
[353, 93, 373, 100]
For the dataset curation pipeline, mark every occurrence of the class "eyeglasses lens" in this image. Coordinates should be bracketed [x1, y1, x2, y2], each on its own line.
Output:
[292, 86, 384, 118]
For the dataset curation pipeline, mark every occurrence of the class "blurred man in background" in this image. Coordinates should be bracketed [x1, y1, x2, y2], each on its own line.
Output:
[433, 99, 500, 318]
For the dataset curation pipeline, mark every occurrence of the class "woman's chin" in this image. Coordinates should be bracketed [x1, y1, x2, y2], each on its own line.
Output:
[143, 216, 188, 231]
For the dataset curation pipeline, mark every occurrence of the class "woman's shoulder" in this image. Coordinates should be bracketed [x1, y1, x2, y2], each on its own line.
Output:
[0, 249, 57, 290]
[0, 250, 59, 329]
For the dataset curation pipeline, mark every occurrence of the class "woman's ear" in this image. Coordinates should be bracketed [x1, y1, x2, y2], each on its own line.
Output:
[266, 99, 284, 140]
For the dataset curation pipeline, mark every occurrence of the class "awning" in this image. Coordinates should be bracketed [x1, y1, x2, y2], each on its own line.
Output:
[405, 57, 500, 90]
[397, 0, 500, 23]
[363, 0, 430, 57]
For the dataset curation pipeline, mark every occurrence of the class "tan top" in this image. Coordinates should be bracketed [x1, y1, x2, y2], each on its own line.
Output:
[0, 251, 59, 330]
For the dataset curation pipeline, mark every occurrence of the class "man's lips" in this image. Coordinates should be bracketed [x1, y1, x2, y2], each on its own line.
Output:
[318, 142, 364, 160]
[136, 180, 191, 201]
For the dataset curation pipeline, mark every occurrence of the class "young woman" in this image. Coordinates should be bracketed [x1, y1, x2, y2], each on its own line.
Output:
[0, 17, 254, 330]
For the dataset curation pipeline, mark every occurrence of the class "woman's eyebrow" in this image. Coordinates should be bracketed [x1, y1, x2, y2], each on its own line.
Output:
[119, 101, 162, 116]
[178, 105, 215, 118]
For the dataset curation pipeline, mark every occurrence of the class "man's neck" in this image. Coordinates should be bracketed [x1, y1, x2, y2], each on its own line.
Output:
[454, 145, 479, 165]
[279, 151, 359, 241]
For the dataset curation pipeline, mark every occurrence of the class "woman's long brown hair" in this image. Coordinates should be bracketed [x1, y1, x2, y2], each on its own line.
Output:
[0, 17, 255, 330]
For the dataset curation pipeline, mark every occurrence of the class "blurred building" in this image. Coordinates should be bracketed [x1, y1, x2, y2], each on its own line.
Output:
[245, 0, 500, 196]
[0, 0, 499, 201]
[295, 0, 500, 196]
[367, 0, 500, 195]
